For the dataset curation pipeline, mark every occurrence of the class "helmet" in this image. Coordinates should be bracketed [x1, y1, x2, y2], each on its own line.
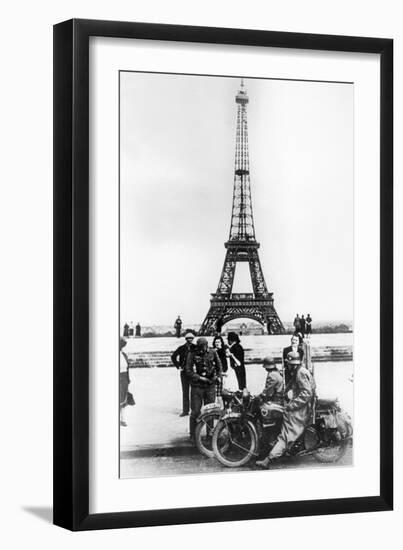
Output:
[185, 332, 195, 339]
[287, 351, 301, 365]
[262, 356, 276, 369]
[197, 337, 208, 347]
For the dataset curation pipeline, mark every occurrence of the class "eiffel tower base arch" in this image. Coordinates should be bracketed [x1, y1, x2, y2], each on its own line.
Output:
[199, 293, 284, 336]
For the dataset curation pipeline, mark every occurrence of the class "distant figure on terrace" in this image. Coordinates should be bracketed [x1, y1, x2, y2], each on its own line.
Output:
[174, 315, 182, 338]
[123, 323, 129, 338]
[266, 318, 272, 335]
[293, 314, 301, 333]
[227, 332, 246, 390]
[135, 322, 141, 337]
[305, 314, 312, 336]
[215, 315, 224, 334]
[171, 332, 196, 417]
[129, 321, 134, 337]
[300, 315, 306, 337]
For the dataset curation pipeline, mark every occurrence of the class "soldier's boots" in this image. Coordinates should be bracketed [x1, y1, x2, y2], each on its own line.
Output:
[255, 457, 271, 468]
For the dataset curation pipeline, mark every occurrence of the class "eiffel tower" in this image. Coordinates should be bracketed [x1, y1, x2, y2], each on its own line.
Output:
[199, 80, 284, 336]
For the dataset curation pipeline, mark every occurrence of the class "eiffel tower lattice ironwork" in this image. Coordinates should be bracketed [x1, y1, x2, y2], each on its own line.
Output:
[199, 80, 284, 336]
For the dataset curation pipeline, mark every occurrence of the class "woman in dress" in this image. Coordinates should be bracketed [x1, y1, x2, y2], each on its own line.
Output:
[227, 332, 246, 390]
[212, 335, 228, 397]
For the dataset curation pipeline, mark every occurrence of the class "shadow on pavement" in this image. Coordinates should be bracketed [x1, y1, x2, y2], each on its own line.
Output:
[121, 443, 197, 459]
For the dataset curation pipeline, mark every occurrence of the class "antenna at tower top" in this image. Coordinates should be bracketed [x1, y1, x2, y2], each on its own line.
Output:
[236, 78, 249, 105]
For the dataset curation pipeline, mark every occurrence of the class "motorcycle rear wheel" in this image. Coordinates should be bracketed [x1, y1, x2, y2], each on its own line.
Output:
[312, 438, 350, 463]
[195, 411, 224, 458]
[212, 417, 258, 468]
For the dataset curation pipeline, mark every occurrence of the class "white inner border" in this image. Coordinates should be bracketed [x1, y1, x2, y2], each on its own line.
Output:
[89, 37, 380, 514]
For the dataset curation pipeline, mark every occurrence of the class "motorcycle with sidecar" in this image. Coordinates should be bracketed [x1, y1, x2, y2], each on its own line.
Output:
[211, 389, 353, 468]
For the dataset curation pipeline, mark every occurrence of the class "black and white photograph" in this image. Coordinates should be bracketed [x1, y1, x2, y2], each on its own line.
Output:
[119, 72, 354, 479]
[0, 0, 396, 541]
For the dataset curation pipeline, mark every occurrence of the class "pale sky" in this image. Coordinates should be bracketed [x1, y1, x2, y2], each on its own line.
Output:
[120, 72, 353, 326]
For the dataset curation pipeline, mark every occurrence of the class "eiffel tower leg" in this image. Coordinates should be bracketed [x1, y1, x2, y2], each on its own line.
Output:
[216, 249, 236, 296]
[199, 306, 221, 336]
[249, 249, 268, 297]
[199, 250, 237, 335]
[263, 307, 285, 334]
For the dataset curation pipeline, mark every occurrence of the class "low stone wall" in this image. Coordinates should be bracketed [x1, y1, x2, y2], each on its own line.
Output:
[128, 345, 352, 368]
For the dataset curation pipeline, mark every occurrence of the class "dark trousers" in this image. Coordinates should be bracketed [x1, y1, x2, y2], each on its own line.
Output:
[189, 385, 216, 436]
[235, 366, 246, 390]
[180, 370, 190, 414]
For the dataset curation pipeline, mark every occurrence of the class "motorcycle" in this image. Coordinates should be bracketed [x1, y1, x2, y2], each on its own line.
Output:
[212, 389, 353, 468]
[195, 389, 243, 458]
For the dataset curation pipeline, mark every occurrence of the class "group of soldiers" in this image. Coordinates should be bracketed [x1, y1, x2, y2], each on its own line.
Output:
[171, 330, 315, 467]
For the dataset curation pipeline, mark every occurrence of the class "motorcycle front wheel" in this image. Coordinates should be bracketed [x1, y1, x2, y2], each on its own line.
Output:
[195, 411, 224, 458]
[312, 438, 350, 463]
[212, 417, 258, 468]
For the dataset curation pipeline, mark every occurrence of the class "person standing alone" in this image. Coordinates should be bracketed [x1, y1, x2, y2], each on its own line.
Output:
[174, 315, 182, 338]
[171, 332, 196, 416]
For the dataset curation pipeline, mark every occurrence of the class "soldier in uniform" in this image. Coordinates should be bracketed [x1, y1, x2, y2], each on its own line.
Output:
[171, 332, 196, 416]
[256, 351, 315, 468]
[259, 356, 284, 403]
[282, 335, 304, 386]
[185, 337, 222, 441]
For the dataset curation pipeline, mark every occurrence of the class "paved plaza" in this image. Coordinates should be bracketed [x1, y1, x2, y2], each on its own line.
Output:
[120, 336, 353, 478]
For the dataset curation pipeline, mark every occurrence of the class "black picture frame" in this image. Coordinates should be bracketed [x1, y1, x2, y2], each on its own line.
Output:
[53, 18, 393, 531]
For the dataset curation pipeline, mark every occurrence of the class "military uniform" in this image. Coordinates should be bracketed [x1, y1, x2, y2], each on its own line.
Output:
[283, 344, 304, 386]
[267, 363, 314, 460]
[261, 368, 284, 403]
[185, 345, 222, 437]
